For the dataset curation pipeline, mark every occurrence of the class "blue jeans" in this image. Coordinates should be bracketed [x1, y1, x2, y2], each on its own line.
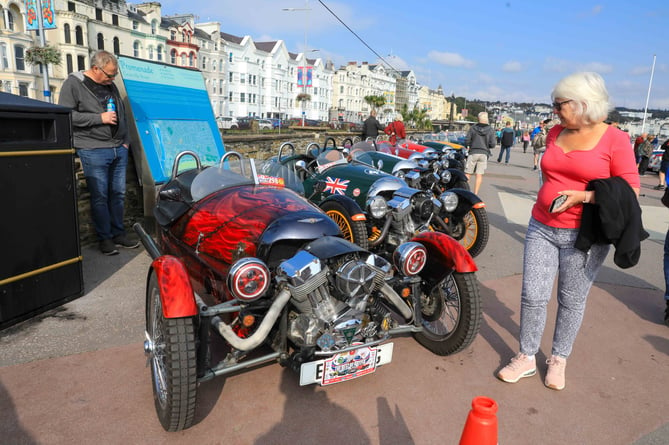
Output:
[519, 217, 609, 358]
[497, 145, 511, 163]
[77, 146, 128, 241]
[664, 227, 669, 301]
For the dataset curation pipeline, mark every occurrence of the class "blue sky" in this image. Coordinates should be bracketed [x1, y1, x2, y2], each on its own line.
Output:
[156, 0, 669, 110]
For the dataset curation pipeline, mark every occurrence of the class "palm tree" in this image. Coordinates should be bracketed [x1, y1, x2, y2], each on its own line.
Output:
[364, 95, 386, 109]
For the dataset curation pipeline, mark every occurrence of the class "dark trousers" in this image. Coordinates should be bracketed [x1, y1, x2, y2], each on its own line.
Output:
[638, 156, 650, 174]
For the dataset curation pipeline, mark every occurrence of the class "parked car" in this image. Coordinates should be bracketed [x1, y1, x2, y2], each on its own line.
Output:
[257, 119, 273, 130]
[236, 116, 253, 130]
[216, 116, 239, 130]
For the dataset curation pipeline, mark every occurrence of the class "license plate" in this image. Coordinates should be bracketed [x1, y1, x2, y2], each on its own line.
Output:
[299, 343, 394, 386]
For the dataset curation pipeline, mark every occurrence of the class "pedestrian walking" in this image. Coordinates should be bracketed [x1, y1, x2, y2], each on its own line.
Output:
[497, 121, 515, 164]
[384, 114, 406, 145]
[637, 134, 654, 176]
[654, 138, 669, 190]
[522, 131, 530, 153]
[361, 109, 385, 141]
[496, 71, 643, 391]
[464, 112, 496, 195]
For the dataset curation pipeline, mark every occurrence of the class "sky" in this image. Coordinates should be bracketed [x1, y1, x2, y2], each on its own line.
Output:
[155, 0, 669, 110]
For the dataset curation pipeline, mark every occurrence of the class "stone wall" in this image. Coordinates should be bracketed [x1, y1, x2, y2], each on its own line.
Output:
[75, 131, 360, 245]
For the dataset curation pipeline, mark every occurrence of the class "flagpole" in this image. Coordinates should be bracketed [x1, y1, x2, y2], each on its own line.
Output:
[641, 54, 656, 134]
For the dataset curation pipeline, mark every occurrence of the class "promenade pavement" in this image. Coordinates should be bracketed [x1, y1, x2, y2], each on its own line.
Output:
[1, 144, 668, 444]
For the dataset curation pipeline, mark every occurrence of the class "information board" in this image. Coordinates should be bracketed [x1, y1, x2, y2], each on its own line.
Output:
[117, 56, 224, 184]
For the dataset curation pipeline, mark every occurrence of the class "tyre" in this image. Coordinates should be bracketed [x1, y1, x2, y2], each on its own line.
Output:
[146, 273, 198, 432]
[414, 272, 481, 355]
[448, 207, 489, 258]
[320, 201, 369, 249]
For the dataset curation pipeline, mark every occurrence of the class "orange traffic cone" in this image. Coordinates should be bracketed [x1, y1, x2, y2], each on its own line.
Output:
[459, 396, 498, 445]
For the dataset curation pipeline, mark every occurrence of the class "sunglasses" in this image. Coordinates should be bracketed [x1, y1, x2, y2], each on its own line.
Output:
[552, 99, 572, 111]
[97, 66, 117, 79]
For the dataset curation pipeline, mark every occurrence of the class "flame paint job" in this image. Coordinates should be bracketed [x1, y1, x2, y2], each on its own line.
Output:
[179, 186, 316, 265]
[152, 255, 198, 318]
[412, 231, 477, 273]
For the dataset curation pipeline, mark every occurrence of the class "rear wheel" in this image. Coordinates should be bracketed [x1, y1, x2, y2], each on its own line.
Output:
[449, 207, 489, 258]
[414, 272, 481, 355]
[320, 201, 369, 249]
[146, 273, 198, 432]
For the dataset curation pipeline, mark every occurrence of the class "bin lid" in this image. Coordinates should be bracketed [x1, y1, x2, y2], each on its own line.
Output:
[0, 92, 70, 114]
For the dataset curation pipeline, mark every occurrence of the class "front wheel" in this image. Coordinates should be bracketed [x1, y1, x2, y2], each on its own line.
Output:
[414, 272, 481, 355]
[447, 207, 489, 258]
[146, 273, 198, 432]
[320, 201, 369, 249]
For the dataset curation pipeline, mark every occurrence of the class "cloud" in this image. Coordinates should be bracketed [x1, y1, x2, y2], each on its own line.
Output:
[578, 62, 613, 73]
[427, 51, 475, 68]
[502, 61, 523, 72]
[543, 57, 572, 73]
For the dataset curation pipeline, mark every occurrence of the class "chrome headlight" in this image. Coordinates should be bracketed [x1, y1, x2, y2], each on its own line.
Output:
[368, 195, 389, 218]
[393, 242, 427, 276]
[439, 169, 452, 185]
[439, 191, 459, 213]
[228, 257, 270, 301]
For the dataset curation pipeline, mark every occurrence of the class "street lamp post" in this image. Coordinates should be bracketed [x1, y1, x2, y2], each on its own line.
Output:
[283, 1, 310, 126]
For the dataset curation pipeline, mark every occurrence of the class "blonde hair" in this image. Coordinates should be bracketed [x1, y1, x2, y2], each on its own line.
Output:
[551, 72, 611, 125]
[395, 114, 403, 122]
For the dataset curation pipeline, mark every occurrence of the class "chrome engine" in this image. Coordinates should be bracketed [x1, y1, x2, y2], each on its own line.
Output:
[277, 250, 393, 352]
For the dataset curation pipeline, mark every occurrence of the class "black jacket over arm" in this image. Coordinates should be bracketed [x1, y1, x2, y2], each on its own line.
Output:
[575, 176, 648, 269]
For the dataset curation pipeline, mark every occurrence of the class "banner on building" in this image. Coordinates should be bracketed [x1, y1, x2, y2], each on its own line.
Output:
[297, 66, 313, 87]
[25, 0, 57, 30]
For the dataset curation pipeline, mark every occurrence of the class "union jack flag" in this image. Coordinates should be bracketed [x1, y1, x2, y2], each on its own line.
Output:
[324, 177, 349, 195]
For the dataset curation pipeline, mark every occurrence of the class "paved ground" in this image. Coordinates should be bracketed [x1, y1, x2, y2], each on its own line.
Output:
[1, 145, 668, 444]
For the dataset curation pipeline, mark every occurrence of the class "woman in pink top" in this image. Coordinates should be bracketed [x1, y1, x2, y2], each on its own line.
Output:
[496, 72, 640, 390]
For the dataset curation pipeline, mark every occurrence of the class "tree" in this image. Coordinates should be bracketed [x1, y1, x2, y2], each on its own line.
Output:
[364, 95, 385, 109]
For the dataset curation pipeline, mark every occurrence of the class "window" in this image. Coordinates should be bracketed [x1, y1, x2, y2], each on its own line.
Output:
[133, 41, 140, 58]
[113, 37, 120, 55]
[67, 2, 75, 12]
[77, 55, 85, 71]
[64, 24, 71, 43]
[148, 46, 154, 60]
[240, 75, 245, 84]
[180, 53, 186, 65]
[170, 30, 176, 40]
[240, 93, 245, 103]
[97, 33, 104, 50]
[18, 82, 29, 97]
[211, 59, 216, 71]
[157, 45, 163, 61]
[219, 79, 224, 91]
[66, 54, 73, 74]
[0, 43, 8, 71]
[170, 49, 177, 64]
[229, 72, 233, 82]
[219, 60, 223, 71]
[151, 20, 157, 35]
[189, 52, 195, 67]
[229, 52, 233, 62]
[14, 45, 25, 71]
[132, 21, 138, 30]
[229, 92, 233, 102]
[95, 8, 102, 21]
[201, 56, 206, 70]
[75, 26, 83, 45]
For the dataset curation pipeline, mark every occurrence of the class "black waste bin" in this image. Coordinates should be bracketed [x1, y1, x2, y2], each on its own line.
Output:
[0, 92, 83, 330]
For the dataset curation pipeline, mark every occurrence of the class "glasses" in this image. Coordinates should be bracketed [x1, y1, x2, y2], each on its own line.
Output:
[552, 99, 572, 111]
[97, 66, 117, 79]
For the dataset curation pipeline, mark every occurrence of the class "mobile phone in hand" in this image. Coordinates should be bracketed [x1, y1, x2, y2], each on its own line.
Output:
[549, 194, 567, 213]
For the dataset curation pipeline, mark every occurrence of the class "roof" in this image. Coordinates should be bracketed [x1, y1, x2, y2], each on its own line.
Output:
[219, 31, 243, 44]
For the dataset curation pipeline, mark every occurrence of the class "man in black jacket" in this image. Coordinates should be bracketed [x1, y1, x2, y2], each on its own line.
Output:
[464, 112, 496, 195]
[361, 110, 385, 141]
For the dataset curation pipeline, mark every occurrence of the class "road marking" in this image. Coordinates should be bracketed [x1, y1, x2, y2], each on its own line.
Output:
[498, 192, 668, 241]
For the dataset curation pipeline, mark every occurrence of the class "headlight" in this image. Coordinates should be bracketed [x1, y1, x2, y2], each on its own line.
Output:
[440, 191, 459, 212]
[228, 257, 270, 301]
[368, 195, 389, 218]
[393, 242, 427, 276]
[439, 169, 452, 185]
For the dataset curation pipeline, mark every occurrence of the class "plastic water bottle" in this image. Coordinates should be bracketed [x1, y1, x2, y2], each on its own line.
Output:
[106, 97, 116, 113]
